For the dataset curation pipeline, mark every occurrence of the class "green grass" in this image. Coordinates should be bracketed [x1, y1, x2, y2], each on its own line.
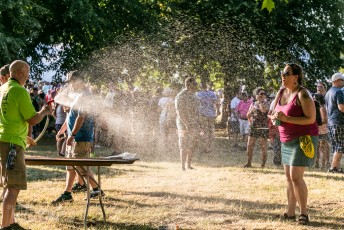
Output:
[6, 131, 344, 229]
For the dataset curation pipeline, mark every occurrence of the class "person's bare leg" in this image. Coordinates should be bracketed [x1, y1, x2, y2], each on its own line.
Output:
[180, 149, 186, 170]
[186, 149, 193, 169]
[244, 136, 256, 167]
[323, 142, 330, 168]
[208, 125, 214, 153]
[79, 168, 98, 189]
[331, 152, 342, 169]
[290, 166, 308, 215]
[65, 169, 77, 192]
[2, 188, 20, 228]
[260, 138, 267, 167]
[284, 165, 297, 216]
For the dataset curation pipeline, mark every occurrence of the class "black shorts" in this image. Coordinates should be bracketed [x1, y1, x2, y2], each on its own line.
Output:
[249, 127, 269, 138]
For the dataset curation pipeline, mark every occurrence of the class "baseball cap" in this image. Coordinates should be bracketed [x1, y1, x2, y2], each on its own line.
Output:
[0, 64, 10, 76]
[331, 73, 344, 82]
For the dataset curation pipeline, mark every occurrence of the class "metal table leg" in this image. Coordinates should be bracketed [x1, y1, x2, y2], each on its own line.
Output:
[84, 166, 90, 230]
[72, 166, 106, 229]
[98, 165, 106, 222]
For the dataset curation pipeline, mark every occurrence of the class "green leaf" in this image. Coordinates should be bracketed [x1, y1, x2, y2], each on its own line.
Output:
[261, 0, 275, 12]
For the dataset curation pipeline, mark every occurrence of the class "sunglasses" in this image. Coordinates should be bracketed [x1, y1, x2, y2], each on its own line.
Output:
[281, 71, 293, 77]
[258, 92, 266, 96]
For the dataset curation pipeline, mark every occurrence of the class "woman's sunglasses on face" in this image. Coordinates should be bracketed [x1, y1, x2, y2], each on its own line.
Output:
[281, 71, 293, 77]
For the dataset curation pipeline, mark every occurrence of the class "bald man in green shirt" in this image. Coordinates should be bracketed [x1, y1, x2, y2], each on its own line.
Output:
[0, 60, 52, 229]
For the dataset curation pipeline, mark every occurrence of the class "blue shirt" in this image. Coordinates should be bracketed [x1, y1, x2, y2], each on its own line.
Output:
[67, 93, 94, 142]
[325, 87, 344, 126]
[197, 90, 218, 118]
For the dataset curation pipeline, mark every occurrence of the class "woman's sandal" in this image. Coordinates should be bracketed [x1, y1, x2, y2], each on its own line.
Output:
[275, 213, 296, 221]
[283, 213, 296, 221]
[298, 214, 309, 225]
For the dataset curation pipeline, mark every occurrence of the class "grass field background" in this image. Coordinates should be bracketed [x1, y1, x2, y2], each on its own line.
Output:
[7, 130, 344, 229]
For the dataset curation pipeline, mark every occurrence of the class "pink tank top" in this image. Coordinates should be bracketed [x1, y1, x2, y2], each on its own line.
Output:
[275, 88, 318, 142]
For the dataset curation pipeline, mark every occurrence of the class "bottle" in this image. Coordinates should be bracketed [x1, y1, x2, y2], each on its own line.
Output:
[6, 144, 17, 170]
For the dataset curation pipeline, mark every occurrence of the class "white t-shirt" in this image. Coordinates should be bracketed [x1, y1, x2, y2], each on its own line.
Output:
[158, 97, 172, 125]
[230, 96, 241, 121]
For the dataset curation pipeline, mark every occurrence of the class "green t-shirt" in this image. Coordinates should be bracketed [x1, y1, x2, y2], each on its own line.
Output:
[0, 79, 37, 148]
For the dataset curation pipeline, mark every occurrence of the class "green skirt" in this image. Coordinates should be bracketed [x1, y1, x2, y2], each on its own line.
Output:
[281, 136, 319, 167]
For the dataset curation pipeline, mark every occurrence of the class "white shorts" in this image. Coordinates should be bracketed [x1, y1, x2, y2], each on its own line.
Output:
[239, 119, 249, 135]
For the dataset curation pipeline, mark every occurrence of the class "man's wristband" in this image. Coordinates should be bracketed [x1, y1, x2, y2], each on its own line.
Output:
[71, 133, 77, 137]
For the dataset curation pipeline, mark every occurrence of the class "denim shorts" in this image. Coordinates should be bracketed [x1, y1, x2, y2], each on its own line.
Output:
[282, 136, 319, 167]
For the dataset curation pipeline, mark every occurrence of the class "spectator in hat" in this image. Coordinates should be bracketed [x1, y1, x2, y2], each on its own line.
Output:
[325, 72, 344, 173]
[0, 64, 10, 85]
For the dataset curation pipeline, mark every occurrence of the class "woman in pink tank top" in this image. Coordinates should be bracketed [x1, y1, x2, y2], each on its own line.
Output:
[269, 63, 318, 225]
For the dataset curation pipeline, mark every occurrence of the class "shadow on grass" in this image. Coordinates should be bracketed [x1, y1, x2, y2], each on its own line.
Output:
[26, 166, 65, 181]
[63, 218, 156, 230]
[117, 190, 344, 229]
[26, 165, 137, 182]
[101, 196, 156, 209]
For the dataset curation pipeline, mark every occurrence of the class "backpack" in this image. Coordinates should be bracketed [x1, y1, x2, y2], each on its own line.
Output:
[314, 100, 322, 126]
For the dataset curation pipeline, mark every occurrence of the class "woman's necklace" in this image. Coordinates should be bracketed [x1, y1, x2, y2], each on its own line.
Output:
[283, 85, 300, 104]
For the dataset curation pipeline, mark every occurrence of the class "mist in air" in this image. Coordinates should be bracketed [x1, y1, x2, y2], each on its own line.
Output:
[54, 20, 254, 160]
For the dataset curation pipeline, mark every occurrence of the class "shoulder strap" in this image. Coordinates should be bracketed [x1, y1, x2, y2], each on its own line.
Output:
[273, 88, 284, 110]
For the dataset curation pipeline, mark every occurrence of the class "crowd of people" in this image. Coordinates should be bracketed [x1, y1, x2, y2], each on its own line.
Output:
[0, 60, 343, 228]
[227, 75, 341, 173]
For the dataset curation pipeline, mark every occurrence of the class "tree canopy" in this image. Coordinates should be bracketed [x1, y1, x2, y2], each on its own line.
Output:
[0, 0, 343, 94]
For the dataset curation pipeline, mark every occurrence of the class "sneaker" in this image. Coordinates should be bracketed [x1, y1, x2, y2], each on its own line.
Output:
[89, 189, 105, 199]
[71, 182, 87, 193]
[51, 192, 73, 205]
[327, 167, 344, 173]
[1, 223, 29, 230]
